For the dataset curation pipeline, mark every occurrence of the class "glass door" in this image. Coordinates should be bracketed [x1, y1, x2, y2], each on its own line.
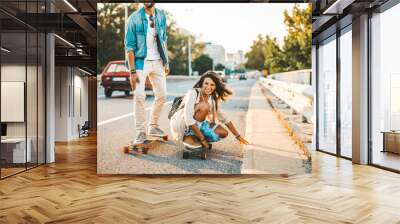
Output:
[317, 35, 337, 154]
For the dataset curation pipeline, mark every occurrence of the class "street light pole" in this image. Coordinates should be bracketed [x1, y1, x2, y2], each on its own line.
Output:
[188, 36, 192, 76]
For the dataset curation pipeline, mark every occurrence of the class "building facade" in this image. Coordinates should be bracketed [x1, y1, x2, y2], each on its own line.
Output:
[205, 42, 226, 68]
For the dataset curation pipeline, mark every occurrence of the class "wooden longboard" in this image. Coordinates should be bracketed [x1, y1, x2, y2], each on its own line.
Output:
[123, 135, 168, 155]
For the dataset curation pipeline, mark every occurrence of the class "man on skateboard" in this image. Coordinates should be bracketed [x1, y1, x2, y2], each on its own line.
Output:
[125, 1, 169, 145]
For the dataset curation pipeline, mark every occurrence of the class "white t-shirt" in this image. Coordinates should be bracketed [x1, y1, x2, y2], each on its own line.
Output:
[145, 13, 161, 61]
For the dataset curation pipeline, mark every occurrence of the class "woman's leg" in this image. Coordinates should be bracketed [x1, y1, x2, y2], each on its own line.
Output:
[183, 102, 210, 147]
[214, 125, 228, 139]
[183, 135, 200, 147]
[193, 102, 210, 122]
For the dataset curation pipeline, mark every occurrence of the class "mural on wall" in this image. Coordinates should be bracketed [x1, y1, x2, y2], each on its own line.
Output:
[97, 2, 312, 174]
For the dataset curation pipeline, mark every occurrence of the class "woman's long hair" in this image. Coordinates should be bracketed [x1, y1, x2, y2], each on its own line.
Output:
[193, 71, 233, 110]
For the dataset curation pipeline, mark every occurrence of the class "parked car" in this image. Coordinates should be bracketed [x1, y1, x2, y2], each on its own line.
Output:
[239, 73, 247, 80]
[100, 60, 152, 98]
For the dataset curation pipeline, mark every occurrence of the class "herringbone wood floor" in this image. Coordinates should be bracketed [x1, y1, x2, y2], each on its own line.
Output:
[1, 135, 400, 223]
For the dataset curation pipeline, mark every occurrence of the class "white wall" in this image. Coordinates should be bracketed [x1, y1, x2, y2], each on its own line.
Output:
[1, 63, 46, 164]
[55, 66, 69, 141]
[54, 67, 89, 141]
[1, 65, 28, 138]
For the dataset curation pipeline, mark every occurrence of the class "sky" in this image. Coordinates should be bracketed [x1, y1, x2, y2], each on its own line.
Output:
[157, 3, 309, 54]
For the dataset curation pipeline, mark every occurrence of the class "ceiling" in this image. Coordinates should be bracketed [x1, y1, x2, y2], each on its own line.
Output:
[0, 0, 97, 75]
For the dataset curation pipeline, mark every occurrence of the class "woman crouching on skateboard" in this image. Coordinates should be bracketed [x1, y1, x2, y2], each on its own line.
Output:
[170, 71, 249, 149]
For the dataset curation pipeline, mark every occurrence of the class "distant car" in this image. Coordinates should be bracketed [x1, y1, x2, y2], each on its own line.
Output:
[214, 71, 228, 83]
[239, 73, 247, 80]
[100, 60, 152, 98]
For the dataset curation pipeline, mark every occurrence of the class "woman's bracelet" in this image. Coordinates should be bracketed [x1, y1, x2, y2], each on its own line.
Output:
[235, 134, 241, 139]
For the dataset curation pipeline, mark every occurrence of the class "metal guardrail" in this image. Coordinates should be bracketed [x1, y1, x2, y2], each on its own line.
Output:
[260, 77, 314, 123]
[268, 69, 312, 85]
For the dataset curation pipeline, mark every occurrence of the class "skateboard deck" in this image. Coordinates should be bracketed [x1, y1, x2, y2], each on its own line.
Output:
[123, 135, 168, 155]
[182, 144, 212, 160]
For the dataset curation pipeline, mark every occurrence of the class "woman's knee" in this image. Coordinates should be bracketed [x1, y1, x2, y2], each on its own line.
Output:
[194, 102, 209, 121]
[215, 126, 228, 139]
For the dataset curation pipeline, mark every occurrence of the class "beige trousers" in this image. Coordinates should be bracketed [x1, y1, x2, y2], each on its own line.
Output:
[134, 59, 166, 134]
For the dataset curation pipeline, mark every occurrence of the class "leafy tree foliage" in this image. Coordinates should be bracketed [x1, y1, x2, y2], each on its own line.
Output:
[244, 35, 266, 71]
[193, 54, 213, 76]
[282, 4, 312, 71]
[214, 63, 226, 71]
[97, 3, 139, 73]
[244, 4, 312, 74]
[97, 4, 205, 75]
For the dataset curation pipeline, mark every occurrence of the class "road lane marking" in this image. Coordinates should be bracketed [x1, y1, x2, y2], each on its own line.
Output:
[98, 101, 172, 127]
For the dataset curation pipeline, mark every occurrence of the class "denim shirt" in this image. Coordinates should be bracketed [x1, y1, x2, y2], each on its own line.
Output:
[124, 7, 169, 70]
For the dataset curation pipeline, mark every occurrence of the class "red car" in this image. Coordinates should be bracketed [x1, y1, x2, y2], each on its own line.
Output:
[100, 60, 152, 98]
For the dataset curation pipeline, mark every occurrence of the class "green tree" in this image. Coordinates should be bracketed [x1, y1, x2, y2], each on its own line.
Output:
[263, 36, 286, 74]
[244, 4, 311, 74]
[166, 13, 205, 75]
[214, 63, 225, 71]
[97, 4, 205, 75]
[282, 4, 312, 70]
[97, 3, 139, 72]
[244, 35, 265, 71]
[193, 54, 213, 76]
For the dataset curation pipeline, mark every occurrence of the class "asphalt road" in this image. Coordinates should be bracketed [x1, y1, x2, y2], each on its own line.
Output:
[97, 78, 257, 174]
[98, 79, 198, 123]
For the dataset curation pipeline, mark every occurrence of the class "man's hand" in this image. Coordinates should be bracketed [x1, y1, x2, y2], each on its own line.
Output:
[164, 66, 170, 76]
[129, 73, 139, 91]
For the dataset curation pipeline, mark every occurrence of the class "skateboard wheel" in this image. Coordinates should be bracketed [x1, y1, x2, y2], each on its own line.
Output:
[162, 135, 168, 141]
[142, 147, 149, 154]
[183, 151, 189, 159]
[200, 151, 207, 160]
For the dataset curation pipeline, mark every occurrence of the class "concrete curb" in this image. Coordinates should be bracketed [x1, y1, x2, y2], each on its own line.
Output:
[241, 83, 310, 175]
[258, 82, 312, 163]
[242, 90, 255, 174]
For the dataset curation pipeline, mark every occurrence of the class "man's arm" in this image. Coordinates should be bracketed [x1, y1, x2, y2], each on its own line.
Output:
[125, 15, 139, 90]
[164, 41, 169, 76]
[127, 51, 139, 91]
[162, 12, 170, 76]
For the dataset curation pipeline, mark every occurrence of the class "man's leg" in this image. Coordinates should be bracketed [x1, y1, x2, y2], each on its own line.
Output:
[133, 68, 148, 143]
[148, 60, 167, 136]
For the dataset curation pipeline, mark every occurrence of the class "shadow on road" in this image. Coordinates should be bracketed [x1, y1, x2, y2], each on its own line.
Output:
[126, 141, 242, 174]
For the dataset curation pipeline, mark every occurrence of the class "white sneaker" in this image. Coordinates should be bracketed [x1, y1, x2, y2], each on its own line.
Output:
[134, 132, 146, 144]
[148, 126, 166, 137]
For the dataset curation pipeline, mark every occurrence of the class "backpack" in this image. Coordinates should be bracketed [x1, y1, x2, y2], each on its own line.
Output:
[168, 89, 199, 119]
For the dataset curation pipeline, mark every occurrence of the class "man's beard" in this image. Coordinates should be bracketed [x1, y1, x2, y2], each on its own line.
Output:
[144, 3, 155, 9]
